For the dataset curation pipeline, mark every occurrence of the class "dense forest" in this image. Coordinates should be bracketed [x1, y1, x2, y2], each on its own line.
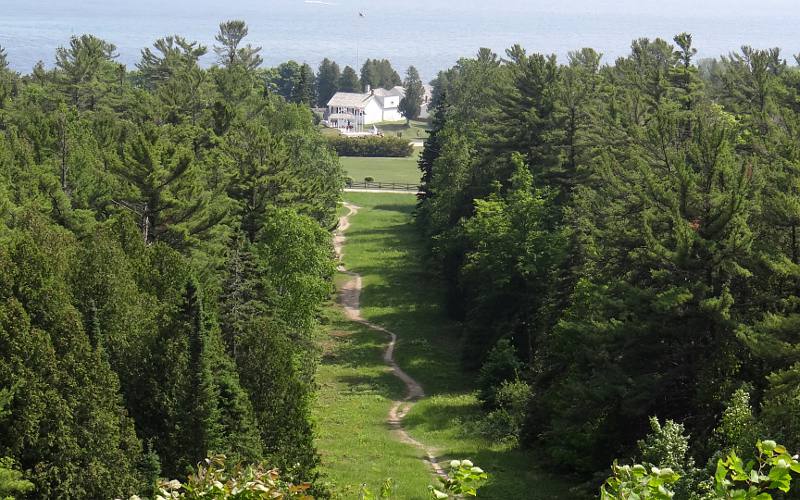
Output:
[0, 21, 343, 499]
[6, 13, 800, 499]
[419, 34, 800, 492]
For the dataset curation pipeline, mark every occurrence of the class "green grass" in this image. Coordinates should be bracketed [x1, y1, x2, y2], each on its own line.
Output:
[314, 193, 572, 499]
[376, 120, 430, 141]
[341, 150, 422, 184]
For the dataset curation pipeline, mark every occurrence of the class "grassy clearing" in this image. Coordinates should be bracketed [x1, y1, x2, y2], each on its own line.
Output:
[314, 305, 432, 498]
[376, 120, 430, 140]
[314, 193, 572, 499]
[341, 150, 422, 184]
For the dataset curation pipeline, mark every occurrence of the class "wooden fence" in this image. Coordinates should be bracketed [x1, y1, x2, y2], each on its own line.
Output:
[345, 181, 420, 192]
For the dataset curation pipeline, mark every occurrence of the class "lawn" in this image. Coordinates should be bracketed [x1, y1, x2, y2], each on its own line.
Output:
[341, 150, 422, 184]
[376, 120, 430, 141]
[314, 193, 573, 499]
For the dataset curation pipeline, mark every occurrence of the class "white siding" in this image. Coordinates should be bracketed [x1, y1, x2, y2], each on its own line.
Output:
[363, 99, 384, 124]
[381, 108, 404, 122]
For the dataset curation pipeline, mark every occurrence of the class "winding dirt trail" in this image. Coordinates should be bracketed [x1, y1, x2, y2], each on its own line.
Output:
[333, 202, 447, 479]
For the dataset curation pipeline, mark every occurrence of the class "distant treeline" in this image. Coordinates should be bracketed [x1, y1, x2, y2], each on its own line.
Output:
[419, 34, 800, 485]
[0, 21, 342, 498]
[257, 57, 404, 109]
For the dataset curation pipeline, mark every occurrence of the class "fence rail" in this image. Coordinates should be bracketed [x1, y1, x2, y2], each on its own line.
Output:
[345, 181, 420, 192]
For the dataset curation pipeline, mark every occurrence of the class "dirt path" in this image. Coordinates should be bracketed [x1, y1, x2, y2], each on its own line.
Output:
[333, 202, 447, 479]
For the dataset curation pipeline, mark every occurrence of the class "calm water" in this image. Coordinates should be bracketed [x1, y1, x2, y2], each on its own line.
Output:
[3, 0, 800, 80]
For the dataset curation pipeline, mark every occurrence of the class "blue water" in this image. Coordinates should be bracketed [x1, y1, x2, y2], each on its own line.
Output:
[3, 0, 800, 81]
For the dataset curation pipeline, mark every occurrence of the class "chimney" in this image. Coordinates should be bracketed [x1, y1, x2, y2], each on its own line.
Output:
[366, 84, 371, 94]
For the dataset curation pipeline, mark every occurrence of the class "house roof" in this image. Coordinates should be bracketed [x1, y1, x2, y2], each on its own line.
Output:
[373, 86, 405, 98]
[327, 92, 373, 108]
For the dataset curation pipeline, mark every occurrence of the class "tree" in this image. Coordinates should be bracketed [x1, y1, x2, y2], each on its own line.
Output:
[0, 46, 15, 108]
[0, 217, 147, 498]
[114, 127, 227, 249]
[294, 63, 316, 106]
[399, 65, 424, 122]
[55, 34, 121, 110]
[316, 58, 340, 106]
[137, 35, 207, 88]
[360, 59, 401, 89]
[338, 65, 360, 92]
[214, 20, 263, 70]
[271, 60, 301, 101]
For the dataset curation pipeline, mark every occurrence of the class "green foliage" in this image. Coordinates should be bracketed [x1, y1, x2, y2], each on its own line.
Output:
[360, 59, 401, 90]
[601, 463, 681, 500]
[476, 339, 524, 408]
[476, 379, 532, 445]
[0, 25, 341, 498]
[399, 66, 424, 122]
[714, 388, 759, 457]
[144, 455, 312, 499]
[338, 66, 361, 93]
[317, 58, 341, 107]
[712, 440, 800, 498]
[417, 34, 800, 483]
[428, 460, 489, 499]
[0, 457, 34, 500]
[326, 135, 413, 157]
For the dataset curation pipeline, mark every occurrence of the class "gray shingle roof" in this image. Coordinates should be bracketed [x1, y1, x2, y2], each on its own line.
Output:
[373, 86, 405, 97]
[327, 92, 373, 108]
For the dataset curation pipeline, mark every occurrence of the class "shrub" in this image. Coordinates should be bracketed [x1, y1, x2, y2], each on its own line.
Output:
[601, 440, 800, 499]
[129, 455, 313, 500]
[477, 379, 531, 445]
[327, 136, 412, 157]
[476, 339, 524, 409]
[0, 457, 34, 500]
[429, 460, 488, 499]
[636, 417, 701, 497]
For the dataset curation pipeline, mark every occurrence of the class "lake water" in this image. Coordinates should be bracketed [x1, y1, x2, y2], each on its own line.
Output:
[3, 0, 800, 81]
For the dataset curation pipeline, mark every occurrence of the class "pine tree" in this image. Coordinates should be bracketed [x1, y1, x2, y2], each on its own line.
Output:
[214, 20, 263, 70]
[294, 63, 316, 106]
[316, 58, 340, 106]
[114, 127, 227, 249]
[55, 34, 121, 110]
[399, 65, 424, 122]
[338, 65, 361, 92]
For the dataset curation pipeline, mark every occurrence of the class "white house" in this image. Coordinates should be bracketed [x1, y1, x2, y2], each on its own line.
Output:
[324, 85, 406, 132]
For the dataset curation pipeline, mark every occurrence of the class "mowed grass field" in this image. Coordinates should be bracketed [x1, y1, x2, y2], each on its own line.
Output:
[341, 150, 422, 184]
[314, 193, 572, 499]
[376, 120, 430, 140]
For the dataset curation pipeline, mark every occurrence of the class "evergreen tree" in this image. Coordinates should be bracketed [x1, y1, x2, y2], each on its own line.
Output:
[294, 63, 316, 106]
[338, 65, 361, 92]
[55, 34, 121, 110]
[137, 35, 207, 88]
[316, 58, 340, 106]
[399, 65, 424, 122]
[115, 127, 228, 249]
[213, 20, 263, 70]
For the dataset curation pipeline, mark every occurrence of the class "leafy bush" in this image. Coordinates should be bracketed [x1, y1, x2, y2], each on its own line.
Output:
[636, 417, 702, 498]
[601, 462, 680, 500]
[125, 455, 313, 500]
[713, 387, 759, 457]
[0, 457, 34, 500]
[601, 440, 800, 499]
[476, 379, 531, 445]
[429, 460, 488, 499]
[476, 339, 524, 409]
[711, 440, 800, 498]
[326, 136, 413, 157]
